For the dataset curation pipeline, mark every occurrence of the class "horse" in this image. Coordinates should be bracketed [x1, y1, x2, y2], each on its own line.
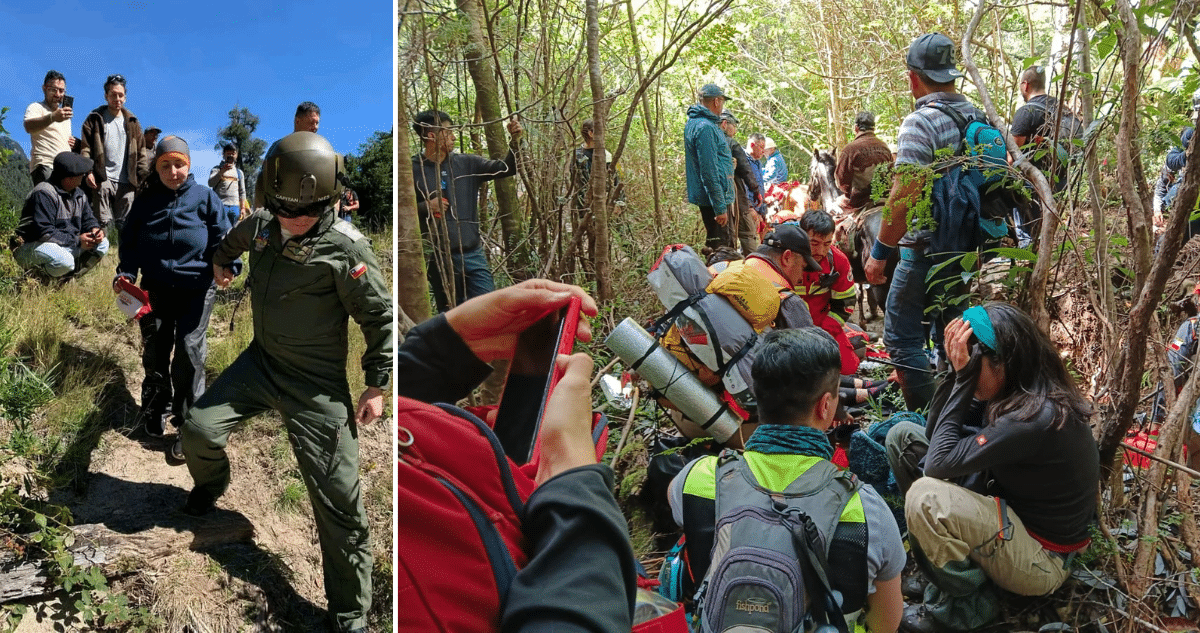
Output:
[806, 148, 840, 216]
[806, 147, 898, 321]
[847, 205, 897, 321]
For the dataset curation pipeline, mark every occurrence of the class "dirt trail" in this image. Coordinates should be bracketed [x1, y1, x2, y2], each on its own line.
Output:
[13, 318, 392, 632]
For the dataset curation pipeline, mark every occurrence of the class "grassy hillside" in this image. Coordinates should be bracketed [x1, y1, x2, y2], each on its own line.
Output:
[0, 227, 394, 632]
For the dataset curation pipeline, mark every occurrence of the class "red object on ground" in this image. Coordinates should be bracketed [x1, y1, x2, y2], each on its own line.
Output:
[832, 445, 850, 469]
[633, 607, 689, 633]
[1123, 430, 1188, 468]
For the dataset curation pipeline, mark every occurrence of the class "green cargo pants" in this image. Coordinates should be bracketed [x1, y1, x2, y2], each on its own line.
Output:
[181, 342, 371, 632]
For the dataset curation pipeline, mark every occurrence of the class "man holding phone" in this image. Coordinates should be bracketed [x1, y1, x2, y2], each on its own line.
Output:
[208, 142, 247, 227]
[24, 70, 78, 185]
[411, 109, 524, 312]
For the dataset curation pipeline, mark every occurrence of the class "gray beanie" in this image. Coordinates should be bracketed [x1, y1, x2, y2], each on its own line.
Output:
[154, 135, 190, 167]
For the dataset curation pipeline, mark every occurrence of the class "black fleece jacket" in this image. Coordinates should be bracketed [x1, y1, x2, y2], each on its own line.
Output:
[924, 370, 1099, 546]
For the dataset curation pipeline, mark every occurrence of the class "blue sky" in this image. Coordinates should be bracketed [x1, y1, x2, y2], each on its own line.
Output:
[0, 0, 393, 173]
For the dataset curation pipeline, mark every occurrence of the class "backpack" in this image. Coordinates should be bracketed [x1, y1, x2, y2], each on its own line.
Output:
[1025, 100, 1084, 167]
[695, 451, 863, 633]
[925, 103, 1020, 253]
[647, 244, 767, 407]
[397, 397, 611, 631]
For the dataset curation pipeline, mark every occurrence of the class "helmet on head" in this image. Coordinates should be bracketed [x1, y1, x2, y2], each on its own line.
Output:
[260, 132, 345, 218]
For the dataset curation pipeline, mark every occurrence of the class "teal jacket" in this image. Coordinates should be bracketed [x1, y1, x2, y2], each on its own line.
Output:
[684, 105, 734, 211]
[214, 209, 393, 391]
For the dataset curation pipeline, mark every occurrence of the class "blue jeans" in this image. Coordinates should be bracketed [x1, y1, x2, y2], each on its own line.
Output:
[427, 246, 495, 312]
[14, 238, 110, 277]
[222, 204, 240, 230]
[882, 247, 964, 410]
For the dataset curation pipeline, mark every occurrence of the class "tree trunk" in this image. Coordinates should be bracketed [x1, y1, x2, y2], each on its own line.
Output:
[1112, 0, 1153, 289]
[457, 0, 527, 271]
[396, 75, 431, 325]
[1098, 113, 1200, 480]
[586, 0, 613, 302]
[625, 0, 663, 226]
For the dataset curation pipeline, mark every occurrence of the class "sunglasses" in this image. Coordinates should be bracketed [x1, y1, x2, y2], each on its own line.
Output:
[106, 74, 126, 86]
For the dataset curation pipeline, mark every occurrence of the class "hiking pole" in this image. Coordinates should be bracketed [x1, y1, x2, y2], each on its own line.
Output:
[862, 356, 940, 374]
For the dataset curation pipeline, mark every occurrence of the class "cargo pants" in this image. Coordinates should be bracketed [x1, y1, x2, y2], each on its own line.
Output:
[905, 477, 1073, 630]
[181, 342, 372, 632]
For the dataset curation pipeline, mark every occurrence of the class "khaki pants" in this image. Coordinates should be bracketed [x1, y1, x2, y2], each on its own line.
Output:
[906, 477, 1072, 597]
[93, 179, 136, 226]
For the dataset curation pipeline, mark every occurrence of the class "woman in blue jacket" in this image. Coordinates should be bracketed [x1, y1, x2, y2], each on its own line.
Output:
[116, 136, 230, 460]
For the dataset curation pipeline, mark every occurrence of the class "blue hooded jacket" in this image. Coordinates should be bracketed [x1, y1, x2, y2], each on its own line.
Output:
[684, 104, 734, 211]
[117, 172, 231, 291]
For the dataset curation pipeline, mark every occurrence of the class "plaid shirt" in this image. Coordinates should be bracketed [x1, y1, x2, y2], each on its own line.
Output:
[895, 92, 983, 167]
[894, 92, 986, 243]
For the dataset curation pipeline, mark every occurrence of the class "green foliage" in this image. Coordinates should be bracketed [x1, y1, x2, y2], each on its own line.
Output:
[344, 130, 393, 230]
[215, 106, 268, 199]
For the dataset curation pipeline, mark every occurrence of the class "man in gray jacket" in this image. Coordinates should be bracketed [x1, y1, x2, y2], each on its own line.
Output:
[410, 109, 523, 312]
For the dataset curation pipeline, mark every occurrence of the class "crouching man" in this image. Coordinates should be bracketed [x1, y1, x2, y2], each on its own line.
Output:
[669, 328, 904, 632]
[13, 151, 108, 280]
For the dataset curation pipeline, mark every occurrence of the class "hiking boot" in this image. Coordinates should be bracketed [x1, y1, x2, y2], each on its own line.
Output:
[181, 487, 216, 517]
[902, 573, 929, 601]
[141, 410, 168, 437]
[169, 439, 185, 462]
[900, 604, 949, 633]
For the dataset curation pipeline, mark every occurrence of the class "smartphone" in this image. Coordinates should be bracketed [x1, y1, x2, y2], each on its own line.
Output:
[493, 296, 581, 464]
[62, 95, 74, 109]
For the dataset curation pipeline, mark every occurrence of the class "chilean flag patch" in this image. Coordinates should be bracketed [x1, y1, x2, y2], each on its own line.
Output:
[350, 262, 367, 279]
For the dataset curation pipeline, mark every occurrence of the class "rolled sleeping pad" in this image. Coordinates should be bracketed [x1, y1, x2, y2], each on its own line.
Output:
[606, 317, 742, 443]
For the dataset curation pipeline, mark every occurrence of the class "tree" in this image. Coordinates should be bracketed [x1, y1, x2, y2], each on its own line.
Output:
[344, 130, 393, 231]
[215, 106, 268, 200]
[395, 60, 430, 328]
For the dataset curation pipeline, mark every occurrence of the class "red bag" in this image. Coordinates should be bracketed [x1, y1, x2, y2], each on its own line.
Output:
[398, 398, 611, 632]
[397, 398, 534, 632]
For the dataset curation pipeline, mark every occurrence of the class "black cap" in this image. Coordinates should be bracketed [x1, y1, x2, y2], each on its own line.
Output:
[52, 152, 92, 177]
[720, 111, 740, 126]
[907, 33, 964, 84]
[764, 223, 823, 273]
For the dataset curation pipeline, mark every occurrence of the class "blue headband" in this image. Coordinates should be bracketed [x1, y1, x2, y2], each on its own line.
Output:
[962, 306, 997, 352]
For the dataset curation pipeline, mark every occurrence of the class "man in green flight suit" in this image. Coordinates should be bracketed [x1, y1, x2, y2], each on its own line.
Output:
[179, 132, 392, 633]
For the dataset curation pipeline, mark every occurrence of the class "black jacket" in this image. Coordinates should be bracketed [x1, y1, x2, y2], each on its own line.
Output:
[924, 370, 1099, 546]
[398, 316, 636, 632]
[17, 181, 99, 246]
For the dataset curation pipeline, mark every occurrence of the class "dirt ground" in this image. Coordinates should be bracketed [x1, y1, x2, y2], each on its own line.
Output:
[12, 322, 393, 632]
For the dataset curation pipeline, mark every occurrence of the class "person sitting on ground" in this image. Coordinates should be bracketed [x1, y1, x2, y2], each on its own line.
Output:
[116, 136, 231, 457]
[1163, 290, 1200, 471]
[668, 327, 904, 632]
[835, 111, 894, 214]
[884, 302, 1098, 632]
[794, 210, 860, 376]
[13, 152, 108, 280]
[398, 279, 636, 632]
